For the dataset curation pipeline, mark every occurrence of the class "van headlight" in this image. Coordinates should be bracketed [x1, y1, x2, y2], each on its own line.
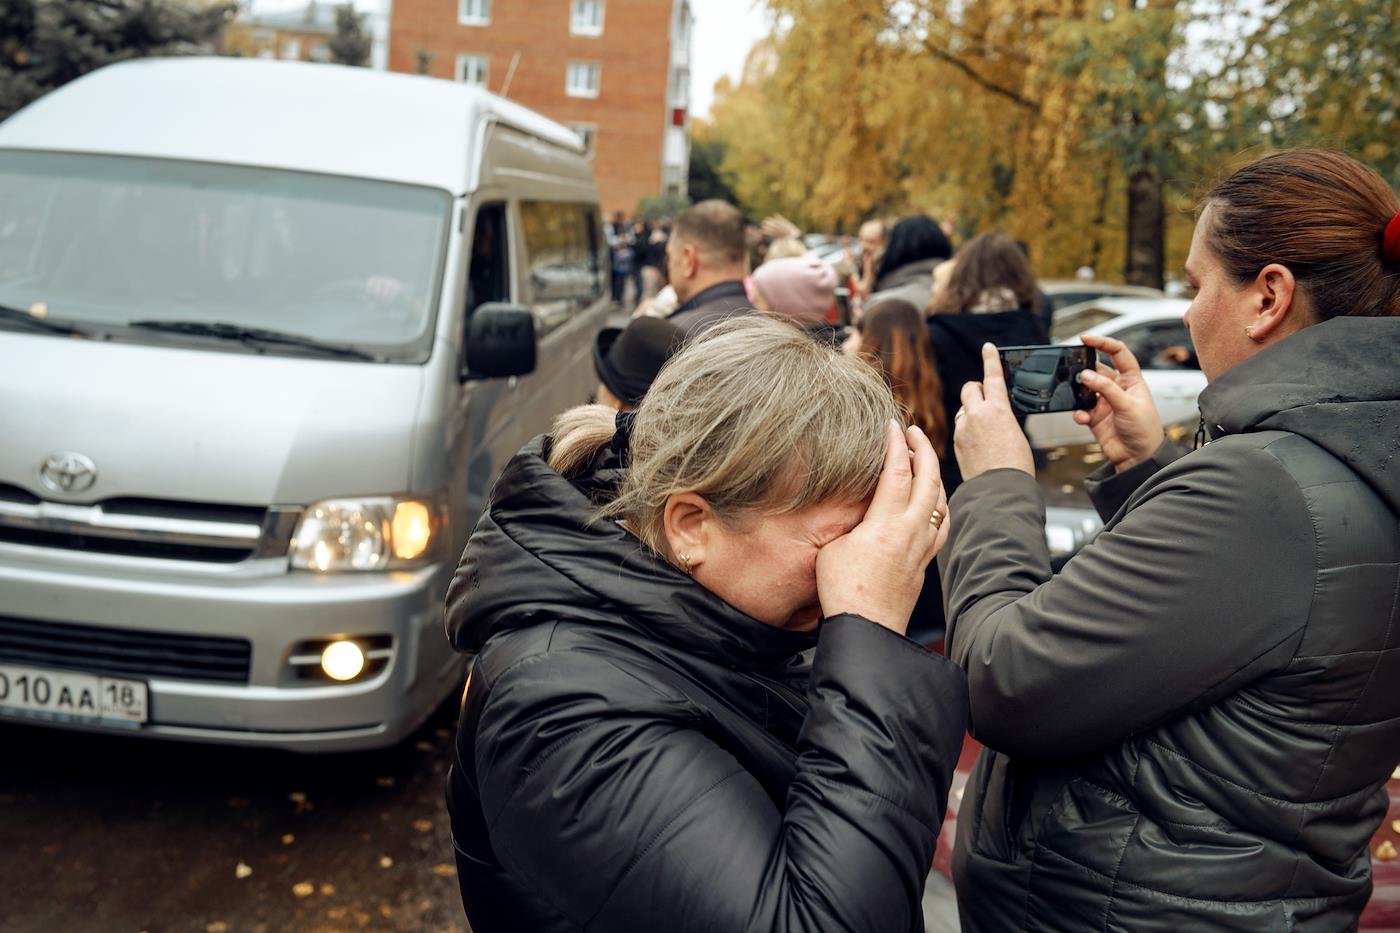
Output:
[289, 495, 444, 572]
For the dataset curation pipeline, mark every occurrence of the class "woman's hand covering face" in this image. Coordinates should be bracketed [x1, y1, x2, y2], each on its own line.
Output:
[815, 420, 949, 635]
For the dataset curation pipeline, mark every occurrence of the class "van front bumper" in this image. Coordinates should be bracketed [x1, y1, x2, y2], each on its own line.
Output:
[0, 550, 463, 753]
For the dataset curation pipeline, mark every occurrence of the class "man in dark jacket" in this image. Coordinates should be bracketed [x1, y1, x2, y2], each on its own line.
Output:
[940, 318, 1400, 930]
[443, 438, 968, 933]
[665, 199, 752, 337]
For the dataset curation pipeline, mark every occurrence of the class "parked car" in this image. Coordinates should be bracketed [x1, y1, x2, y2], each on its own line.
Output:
[1040, 278, 1165, 313]
[0, 58, 610, 751]
[1027, 297, 1203, 449]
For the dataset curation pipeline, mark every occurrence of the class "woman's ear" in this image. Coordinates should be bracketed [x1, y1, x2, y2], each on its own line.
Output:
[662, 492, 712, 571]
[1248, 262, 1300, 342]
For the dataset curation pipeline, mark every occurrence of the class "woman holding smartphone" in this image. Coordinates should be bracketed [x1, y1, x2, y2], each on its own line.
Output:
[944, 149, 1400, 930]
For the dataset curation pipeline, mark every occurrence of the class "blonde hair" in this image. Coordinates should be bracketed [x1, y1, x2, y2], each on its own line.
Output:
[547, 316, 899, 554]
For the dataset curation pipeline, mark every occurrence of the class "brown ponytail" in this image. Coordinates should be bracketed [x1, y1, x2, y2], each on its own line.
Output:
[1202, 149, 1400, 320]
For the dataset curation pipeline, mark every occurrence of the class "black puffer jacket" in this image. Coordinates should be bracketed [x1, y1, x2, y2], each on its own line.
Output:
[941, 316, 1400, 930]
[444, 439, 969, 932]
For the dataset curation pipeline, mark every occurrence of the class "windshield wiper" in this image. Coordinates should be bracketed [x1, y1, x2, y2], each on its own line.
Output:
[0, 302, 95, 337]
[126, 320, 378, 361]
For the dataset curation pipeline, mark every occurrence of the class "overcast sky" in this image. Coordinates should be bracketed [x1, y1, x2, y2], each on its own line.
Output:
[249, 0, 769, 117]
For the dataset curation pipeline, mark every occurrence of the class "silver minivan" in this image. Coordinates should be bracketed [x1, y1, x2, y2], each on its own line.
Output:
[0, 58, 609, 751]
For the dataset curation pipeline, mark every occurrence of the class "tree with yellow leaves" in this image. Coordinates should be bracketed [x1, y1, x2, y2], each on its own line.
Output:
[707, 0, 1397, 286]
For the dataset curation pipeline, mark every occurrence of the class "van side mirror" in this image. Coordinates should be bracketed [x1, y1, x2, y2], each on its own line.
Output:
[464, 303, 537, 379]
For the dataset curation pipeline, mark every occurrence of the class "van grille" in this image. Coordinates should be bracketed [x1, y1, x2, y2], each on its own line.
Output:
[0, 615, 252, 684]
[0, 485, 297, 564]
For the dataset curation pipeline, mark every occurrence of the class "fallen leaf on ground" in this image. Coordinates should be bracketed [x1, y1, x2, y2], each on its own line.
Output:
[235, 862, 253, 880]
[327, 907, 348, 921]
[281, 834, 296, 845]
[379, 856, 394, 869]
[412, 819, 433, 833]
[379, 904, 393, 919]
[292, 881, 316, 898]
[430, 863, 457, 878]
[206, 923, 228, 933]
[320, 883, 337, 896]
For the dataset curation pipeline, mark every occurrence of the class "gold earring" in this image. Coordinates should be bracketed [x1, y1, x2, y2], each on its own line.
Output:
[678, 553, 693, 576]
[1245, 326, 1259, 342]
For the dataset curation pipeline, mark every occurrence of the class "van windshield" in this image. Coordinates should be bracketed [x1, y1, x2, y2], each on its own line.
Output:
[0, 151, 451, 362]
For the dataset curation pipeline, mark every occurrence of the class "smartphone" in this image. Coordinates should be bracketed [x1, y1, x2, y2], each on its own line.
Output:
[998, 345, 1097, 415]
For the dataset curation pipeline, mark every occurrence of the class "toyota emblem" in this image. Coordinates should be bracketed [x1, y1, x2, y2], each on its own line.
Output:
[38, 452, 98, 494]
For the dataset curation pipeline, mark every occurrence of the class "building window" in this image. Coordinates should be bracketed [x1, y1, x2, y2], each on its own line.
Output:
[571, 0, 604, 36]
[565, 61, 600, 98]
[568, 124, 597, 159]
[459, 0, 490, 26]
[668, 66, 689, 107]
[457, 53, 489, 87]
[281, 37, 302, 60]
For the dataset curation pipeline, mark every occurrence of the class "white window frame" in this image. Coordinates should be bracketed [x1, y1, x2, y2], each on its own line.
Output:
[565, 61, 601, 99]
[458, 0, 490, 26]
[570, 0, 605, 36]
[456, 53, 490, 87]
[281, 37, 301, 60]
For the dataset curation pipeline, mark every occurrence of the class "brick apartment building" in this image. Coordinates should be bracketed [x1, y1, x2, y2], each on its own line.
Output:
[387, 0, 692, 216]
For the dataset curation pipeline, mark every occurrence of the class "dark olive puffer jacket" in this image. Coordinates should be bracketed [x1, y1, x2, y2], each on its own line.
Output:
[444, 439, 969, 932]
[941, 316, 1400, 930]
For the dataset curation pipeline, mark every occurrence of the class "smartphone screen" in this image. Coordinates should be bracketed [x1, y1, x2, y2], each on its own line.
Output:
[998, 345, 1097, 414]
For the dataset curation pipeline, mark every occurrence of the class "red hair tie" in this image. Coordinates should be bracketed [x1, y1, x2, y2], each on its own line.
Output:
[1384, 210, 1400, 265]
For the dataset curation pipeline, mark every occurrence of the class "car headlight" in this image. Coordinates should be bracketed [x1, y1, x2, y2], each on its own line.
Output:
[289, 495, 444, 572]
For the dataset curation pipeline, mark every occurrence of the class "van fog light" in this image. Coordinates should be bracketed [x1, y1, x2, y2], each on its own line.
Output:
[321, 640, 366, 682]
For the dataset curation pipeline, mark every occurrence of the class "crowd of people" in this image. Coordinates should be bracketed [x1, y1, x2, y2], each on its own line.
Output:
[447, 149, 1400, 932]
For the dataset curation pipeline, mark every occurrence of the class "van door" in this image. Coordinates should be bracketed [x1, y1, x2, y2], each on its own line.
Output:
[445, 200, 520, 546]
[515, 199, 611, 422]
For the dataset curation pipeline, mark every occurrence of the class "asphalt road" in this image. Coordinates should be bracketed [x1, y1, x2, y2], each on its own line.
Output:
[0, 697, 470, 933]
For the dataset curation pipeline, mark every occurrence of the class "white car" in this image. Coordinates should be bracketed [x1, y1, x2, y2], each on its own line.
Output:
[1026, 297, 1203, 449]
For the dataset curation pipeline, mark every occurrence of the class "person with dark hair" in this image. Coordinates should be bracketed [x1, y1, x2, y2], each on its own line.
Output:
[848, 298, 949, 644]
[944, 148, 1400, 929]
[592, 316, 684, 411]
[866, 215, 954, 312]
[665, 199, 752, 337]
[924, 232, 1049, 494]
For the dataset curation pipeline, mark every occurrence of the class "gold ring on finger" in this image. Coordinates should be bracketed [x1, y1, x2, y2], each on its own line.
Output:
[930, 509, 943, 528]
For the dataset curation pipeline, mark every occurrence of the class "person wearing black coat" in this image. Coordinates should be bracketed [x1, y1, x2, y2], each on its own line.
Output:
[944, 149, 1400, 929]
[445, 317, 968, 932]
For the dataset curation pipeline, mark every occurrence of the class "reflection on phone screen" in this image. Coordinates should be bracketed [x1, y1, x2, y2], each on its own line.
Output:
[999, 345, 1097, 415]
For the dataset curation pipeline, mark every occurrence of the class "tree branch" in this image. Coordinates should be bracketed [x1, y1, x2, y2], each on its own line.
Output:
[920, 39, 1039, 111]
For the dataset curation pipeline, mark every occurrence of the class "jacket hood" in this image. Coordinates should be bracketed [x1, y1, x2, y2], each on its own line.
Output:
[446, 436, 819, 668]
[1200, 316, 1400, 513]
[875, 258, 941, 292]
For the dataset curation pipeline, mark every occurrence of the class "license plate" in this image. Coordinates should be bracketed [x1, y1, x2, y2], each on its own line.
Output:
[0, 664, 148, 725]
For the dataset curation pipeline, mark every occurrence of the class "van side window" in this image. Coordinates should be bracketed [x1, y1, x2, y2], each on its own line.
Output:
[520, 200, 600, 336]
[466, 204, 509, 315]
